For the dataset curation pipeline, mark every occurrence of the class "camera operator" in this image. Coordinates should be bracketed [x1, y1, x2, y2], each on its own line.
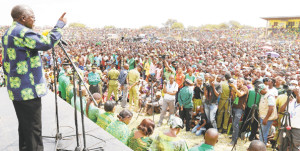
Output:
[258, 84, 278, 144]
[228, 78, 249, 145]
[278, 86, 300, 151]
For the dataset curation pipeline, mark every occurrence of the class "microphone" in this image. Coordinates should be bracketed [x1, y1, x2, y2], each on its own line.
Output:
[42, 29, 68, 46]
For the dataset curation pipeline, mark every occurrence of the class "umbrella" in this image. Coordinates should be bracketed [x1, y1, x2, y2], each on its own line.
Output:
[266, 52, 280, 58]
[261, 46, 273, 51]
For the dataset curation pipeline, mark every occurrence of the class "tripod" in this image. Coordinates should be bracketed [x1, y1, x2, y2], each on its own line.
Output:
[231, 90, 264, 151]
[273, 92, 293, 151]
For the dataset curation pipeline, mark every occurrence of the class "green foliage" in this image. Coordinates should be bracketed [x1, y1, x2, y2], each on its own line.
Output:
[163, 19, 178, 28]
[104, 25, 116, 29]
[69, 22, 86, 28]
[141, 25, 158, 29]
[171, 22, 184, 29]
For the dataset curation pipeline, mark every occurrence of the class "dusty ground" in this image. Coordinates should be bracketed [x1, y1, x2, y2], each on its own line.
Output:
[112, 106, 263, 151]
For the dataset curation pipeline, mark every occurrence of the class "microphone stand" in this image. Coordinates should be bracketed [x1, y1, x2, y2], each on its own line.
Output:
[58, 42, 98, 151]
[42, 48, 63, 151]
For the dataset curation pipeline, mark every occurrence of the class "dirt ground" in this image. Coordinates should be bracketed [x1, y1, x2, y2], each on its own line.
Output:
[113, 106, 263, 151]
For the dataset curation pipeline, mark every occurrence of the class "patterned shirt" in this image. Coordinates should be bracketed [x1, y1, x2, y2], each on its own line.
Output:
[106, 120, 130, 145]
[1, 21, 65, 101]
[96, 112, 116, 130]
[127, 128, 153, 151]
[150, 132, 188, 151]
[118, 69, 128, 85]
[66, 84, 74, 104]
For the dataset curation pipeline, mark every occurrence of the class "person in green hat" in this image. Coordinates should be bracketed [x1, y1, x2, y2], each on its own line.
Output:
[88, 64, 101, 94]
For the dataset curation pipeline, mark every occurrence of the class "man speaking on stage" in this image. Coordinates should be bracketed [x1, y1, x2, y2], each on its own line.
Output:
[1, 5, 66, 151]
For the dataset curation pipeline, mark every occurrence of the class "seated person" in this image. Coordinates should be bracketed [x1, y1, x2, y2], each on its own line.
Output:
[127, 119, 155, 151]
[150, 115, 188, 151]
[85, 93, 102, 123]
[191, 105, 207, 136]
[96, 101, 116, 129]
[71, 87, 87, 112]
[106, 109, 133, 145]
[247, 140, 266, 151]
[189, 128, 219, 151]
[146, 91, 163, 115]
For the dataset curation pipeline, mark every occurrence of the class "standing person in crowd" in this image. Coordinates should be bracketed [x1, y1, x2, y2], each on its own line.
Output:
[88, 64, 101, 94]
[193, 78, 203, 111]
[118, 64, 129, 108]
[58, 63, 70, 98]
[178, 79, 194, 131]
[217, 73, 231, 133]
[228, 78, 249, 145]
[258, 84, 278, 144]
[127, 119, 155, 151]
[150, 115, 188, 151]
[175, 67, 185, 103]
[66, 75, 74, 104]
[107, 65, 120, 102]
[185, 67, 195, 83]
[106, 109, 133, 145]
[189, 128, 219, 151]
[96, 101, 116, 129]
[158, 75, 178, 127]
[279, 87, 300, 151]
[127, 64, 142, 111]
[204, 75, 222, 129]
[1, 5, 66, 150]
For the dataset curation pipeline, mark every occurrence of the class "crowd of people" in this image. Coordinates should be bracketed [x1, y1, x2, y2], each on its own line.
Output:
[1, 24, 300, 151]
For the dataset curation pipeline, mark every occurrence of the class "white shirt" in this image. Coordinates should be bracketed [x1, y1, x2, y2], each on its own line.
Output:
[288, 99, 300, 129]
[269, 87, 278, 98]
[164, 82, 178, 100]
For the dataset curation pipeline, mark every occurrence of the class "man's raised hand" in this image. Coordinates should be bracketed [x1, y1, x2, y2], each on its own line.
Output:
[59, 12, 67, 24]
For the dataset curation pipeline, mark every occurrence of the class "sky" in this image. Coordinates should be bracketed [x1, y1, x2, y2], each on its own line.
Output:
[1, 0, 300, 28]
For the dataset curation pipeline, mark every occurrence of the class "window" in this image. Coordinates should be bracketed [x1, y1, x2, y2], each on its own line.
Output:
[274, 22, 278, 26]
[288, 22, 295, 27]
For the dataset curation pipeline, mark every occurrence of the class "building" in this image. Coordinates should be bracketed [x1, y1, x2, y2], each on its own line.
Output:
[261, 16, 300, 29]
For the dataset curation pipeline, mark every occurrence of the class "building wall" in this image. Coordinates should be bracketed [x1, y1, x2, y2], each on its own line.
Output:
[267, 19, 300, 28]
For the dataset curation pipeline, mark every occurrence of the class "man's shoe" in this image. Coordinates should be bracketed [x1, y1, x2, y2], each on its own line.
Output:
[228, 141, 235, 146]
[157, 123, 162, 127]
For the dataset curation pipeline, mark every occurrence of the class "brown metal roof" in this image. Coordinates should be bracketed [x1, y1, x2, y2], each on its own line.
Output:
[261, 16, 300, 20]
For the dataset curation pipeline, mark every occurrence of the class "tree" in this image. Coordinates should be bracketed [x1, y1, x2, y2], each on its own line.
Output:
[68, 22, 86, 28]
[104, 25, 116, 29]
[218, 23, 229, 29]
[228, 20, 242, 29]
[140, 25, 158, 29]
[171, 22, 184, 29]
[163, 19, 177, 28]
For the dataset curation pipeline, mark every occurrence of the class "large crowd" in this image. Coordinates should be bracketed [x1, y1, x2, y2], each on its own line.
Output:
[1, 25, 300, 151]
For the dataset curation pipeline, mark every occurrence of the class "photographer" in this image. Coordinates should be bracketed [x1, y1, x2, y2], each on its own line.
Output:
[228, 78, 249, 145]
[204, 74, 222, 129]
[278, 87, 300, 151]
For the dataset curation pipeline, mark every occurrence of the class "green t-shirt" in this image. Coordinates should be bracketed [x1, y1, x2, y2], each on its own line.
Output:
[106, 120, 130, 145]
[189, 143, 214, 151]
[88, 105, 102, 123]
[247, 90, 261, 108]
[185, 74, 195, 83]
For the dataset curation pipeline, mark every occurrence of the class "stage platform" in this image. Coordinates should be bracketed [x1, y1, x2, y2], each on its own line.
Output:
[0, 87, 132, 151]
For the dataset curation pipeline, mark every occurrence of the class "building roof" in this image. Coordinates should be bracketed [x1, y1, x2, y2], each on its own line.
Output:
[261, 16, 300, 20]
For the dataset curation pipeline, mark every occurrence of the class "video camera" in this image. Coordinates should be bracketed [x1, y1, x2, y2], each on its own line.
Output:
[283, 84, 297, 97]
[159, 54, 169, 59]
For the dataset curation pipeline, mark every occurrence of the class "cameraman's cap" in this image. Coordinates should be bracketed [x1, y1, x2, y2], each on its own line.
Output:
[290, 80, 298, 85]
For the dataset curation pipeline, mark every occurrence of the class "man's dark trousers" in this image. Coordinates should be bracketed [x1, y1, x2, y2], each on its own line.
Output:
[13, 97, 43, 151]
[180, 108, 192, 131]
